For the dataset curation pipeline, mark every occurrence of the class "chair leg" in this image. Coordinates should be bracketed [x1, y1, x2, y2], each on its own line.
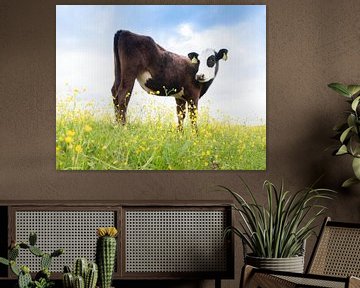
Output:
[215, 278, 221, 288]
[240, 265, 255, 288]
[240, 265, 296, 288]
[349, 276, 360, 288]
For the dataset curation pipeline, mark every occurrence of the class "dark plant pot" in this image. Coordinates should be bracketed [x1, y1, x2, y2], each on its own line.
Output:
[245, 254, 304, 273]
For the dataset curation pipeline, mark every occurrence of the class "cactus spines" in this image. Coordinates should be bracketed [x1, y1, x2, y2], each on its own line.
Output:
[64, 259, 98, 288]
[51, 248, 64, 257]
[18, 270, 32, 288]
[64, 265, 72, 273]
[41, 253, 52, 269]
[85, 262, 98, 288]
[9, 246, 19, 260]
[29, 245, 44, 257]
[19, 243, 30, 249]
[96, 227, 118, 288]
[29, 232, 37, 246]
[75, 258, 88, 279]
[74, 275, 85, 288]
[0, 232, 63, 287]
[10, 260, 20, 276]
[63, 271, 74, 288]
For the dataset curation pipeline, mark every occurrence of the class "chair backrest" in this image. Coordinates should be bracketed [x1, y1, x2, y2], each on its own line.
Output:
[307, 217, 360, 277]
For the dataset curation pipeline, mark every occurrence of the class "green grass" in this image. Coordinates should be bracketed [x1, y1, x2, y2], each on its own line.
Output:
[56, 95, 266, 170]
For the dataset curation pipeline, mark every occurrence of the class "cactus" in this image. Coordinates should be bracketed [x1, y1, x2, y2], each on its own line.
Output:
[18, 270, 32, 288]
[29, 232, 37, 246]
[51, 248, 64, 257]
[10, 260, 20, 276]
[0, 232, 64, 288]
[74, 258, 88, 279]
[63, 260, 98, 288]
[9, 246, 19, 260]
[96, 227, 118, 288]
[35, 268, 50, 282]
[85, 263, 98, 288]
[29, 245, 44, 257]
[41, 253, 52, 270]
[74, 275, 85, 288]
[63, 272, 74, 288]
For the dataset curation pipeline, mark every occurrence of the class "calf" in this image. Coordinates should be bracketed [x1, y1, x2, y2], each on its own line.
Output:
[111, 30, 228, 130]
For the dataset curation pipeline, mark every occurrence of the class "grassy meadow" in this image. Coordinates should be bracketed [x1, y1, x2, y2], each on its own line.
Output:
[56, 91, 266, 170]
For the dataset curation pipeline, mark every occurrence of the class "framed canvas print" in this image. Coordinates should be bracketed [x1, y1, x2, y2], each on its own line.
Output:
[56, 4, 266, 170]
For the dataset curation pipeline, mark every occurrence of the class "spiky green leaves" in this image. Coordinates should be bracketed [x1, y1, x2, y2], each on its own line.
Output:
[222, 179, 335, 258]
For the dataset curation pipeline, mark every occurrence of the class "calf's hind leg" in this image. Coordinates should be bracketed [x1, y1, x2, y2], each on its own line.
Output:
[114, 78, 135, 124]
[188, 98, 199, 133]
[175, 98, 186, 131]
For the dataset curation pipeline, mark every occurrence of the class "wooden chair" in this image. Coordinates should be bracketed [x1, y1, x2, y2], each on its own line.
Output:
[241, 217, 360, 288]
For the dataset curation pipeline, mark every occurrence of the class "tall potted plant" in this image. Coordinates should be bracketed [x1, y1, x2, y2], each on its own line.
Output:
[222, 179, 334, 273]
[328, 83, 360, 187]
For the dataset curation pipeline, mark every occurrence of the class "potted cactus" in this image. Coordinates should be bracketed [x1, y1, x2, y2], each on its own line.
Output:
[96, 227, 118, 288]
[62, 258, 98, 288]
[0, 232, 64, 288]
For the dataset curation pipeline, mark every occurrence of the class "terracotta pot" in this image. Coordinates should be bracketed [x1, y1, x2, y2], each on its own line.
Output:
[245, 254, 305, 273]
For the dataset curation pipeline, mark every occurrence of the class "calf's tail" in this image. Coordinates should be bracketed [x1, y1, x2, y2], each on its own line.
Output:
[112, 30, 122, 97]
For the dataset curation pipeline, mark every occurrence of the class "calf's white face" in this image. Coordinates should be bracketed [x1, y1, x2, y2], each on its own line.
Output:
[188, 48, 228, 83]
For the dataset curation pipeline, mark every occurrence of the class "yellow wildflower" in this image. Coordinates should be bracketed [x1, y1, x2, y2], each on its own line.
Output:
[84, 125, 92, 132]
[75, 145, 83, 153]
[64, 136, 73, 144]
[66, 130, 75, 137]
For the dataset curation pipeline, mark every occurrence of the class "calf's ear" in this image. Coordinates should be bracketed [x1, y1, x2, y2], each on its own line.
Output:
[188, 52, 199, 64]
[216, 49, 228, 61]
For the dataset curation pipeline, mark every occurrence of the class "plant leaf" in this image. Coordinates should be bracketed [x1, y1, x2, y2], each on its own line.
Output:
[351, 96, 360, 111]
[340, 126, 353, 143]
[328, 83, 351, 97]
[0, 257, 9, 266]
[347, 85, 360, 97]
[336, 145, 348, 155]
[342, 177, 360, 188]
[352, 157, 360, 179]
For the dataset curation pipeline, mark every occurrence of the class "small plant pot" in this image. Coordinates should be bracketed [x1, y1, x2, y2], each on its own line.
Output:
[245, 254, 305, 273]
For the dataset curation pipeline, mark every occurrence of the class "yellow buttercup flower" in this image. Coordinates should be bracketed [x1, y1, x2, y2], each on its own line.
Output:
[64, 136, 73, 144]
[75, 145, 83, 153]
[66, 130, 76, 137]
[84, 125, 92, 132]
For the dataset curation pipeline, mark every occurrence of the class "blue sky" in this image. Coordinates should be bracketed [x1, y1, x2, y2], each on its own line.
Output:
[56, 5, 266, 124]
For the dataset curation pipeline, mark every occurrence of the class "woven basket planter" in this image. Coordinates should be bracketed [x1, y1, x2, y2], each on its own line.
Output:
[245, 254, 305, 273]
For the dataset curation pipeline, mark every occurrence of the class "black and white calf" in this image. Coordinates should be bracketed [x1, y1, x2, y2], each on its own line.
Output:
[111, 30, 228, 130]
